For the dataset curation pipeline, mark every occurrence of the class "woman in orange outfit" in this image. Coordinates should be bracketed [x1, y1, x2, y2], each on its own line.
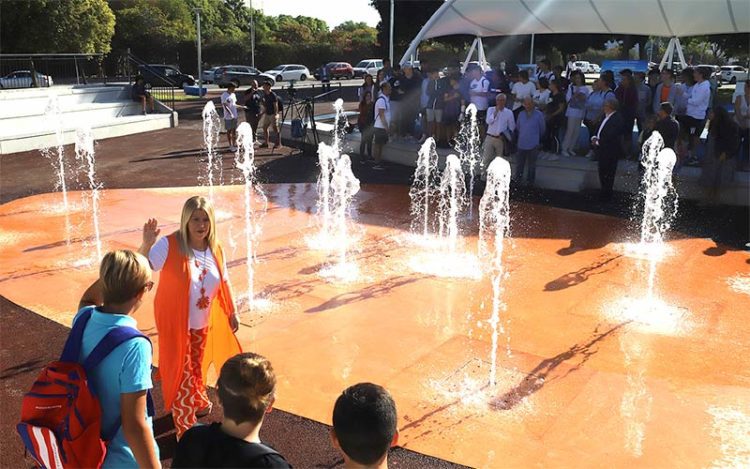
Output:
[139, 195, 241, 438]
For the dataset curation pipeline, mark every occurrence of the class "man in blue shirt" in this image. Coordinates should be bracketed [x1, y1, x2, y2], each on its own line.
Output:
[515, 96, 546, 185]
[76, 250, 160, 468]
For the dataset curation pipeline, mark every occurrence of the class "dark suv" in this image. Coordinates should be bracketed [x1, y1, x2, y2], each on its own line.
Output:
[314, 62, 354, 80]
[138, 64, 195, 88]
[214, 65, 275, 88]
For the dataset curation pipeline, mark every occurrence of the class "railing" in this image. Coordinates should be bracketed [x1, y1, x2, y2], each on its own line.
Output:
[0, 53, 104, 89]
[125, 51, 176, 111]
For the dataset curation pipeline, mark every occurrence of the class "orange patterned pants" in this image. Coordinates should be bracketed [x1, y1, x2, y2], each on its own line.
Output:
[172, 328, 211, 438]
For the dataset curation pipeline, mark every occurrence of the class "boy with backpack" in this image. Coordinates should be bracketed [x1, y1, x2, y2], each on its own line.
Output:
[172, 352, 291, 468]
[17, 250, 159, 468]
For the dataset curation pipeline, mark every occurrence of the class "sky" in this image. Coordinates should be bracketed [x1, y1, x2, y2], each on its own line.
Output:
[253, 0, 382, 28]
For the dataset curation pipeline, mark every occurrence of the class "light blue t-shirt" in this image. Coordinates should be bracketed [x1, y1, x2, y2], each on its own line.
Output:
[72, 306, 158, 468]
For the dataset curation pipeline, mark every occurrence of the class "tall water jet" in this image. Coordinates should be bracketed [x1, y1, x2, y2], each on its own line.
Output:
[74, 126, 103, 263]
[455, 103, 481, 217]
[409, 137, 439, 237]
[201, 101, 222, 197]
[42, 95, 69, 208]
[638, 131, 678, 298]
[319, 153, 361, 281]
[438, 154, 467, 254]
[235, 122, 268, 307]
[332, 98, 346, 152]
[315, 142, 338, 243]
[479, 158, 512, 387]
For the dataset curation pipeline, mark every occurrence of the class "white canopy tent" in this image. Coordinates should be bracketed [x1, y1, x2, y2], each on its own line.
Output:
[399, 0, 750, 70]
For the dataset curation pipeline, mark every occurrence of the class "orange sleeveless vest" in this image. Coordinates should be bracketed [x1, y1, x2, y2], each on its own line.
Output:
[153, 233, 242, 409]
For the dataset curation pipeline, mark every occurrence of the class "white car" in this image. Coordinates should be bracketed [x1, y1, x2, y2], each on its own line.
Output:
[353, 59, 384, 78]
[0, 70, 53, 88]
[201, 66, 220, 84]
[719, 65, 748, 84]
[588, 63, 601, 74]
[265, 64, 310, 82]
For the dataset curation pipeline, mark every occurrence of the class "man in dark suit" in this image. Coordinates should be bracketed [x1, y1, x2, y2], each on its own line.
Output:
[591, 98, 624, 201]
[654, 101, 680, 150]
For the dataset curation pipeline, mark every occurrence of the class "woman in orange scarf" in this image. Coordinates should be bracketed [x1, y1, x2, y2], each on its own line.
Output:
[139, 196, 241, 438]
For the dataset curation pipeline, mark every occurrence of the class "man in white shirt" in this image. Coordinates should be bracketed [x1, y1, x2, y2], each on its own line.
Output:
[511, 70, 536, 116]
[684, 67, 711, 163]
[221, 83, 239, 152]
[535, 59, 555, 83]
[482, 93, 515, 179]
[468, 66, 490, 137]
[372, 82, 392, 171]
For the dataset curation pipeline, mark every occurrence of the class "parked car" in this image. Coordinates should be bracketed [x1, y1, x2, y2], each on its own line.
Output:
[0, 70, 53, 88]
[402, 60, 421, 73]
[719, 65, 748, 84]
[201, 66, 220, 84]
[314, 62, 354, 80]
[214, 65, 275, 88]
[264, 64, 310, 82]
[587, 63, 601, 73]
[353, 59, 384, 78]
[138, 64, 195, 88]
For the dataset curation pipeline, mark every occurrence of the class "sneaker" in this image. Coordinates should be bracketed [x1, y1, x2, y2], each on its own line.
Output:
[547, 154, 560, 161]
[142, 110, 147, 116]
[273, 144, 280, 150]
[229, 146, 237, 152]
[585, 151, 594, 159]
[372, 164, 385, 170]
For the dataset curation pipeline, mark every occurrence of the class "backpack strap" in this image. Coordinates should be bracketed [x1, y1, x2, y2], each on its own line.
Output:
[83, 327, 156, 442]
[59, 308, 94, 362]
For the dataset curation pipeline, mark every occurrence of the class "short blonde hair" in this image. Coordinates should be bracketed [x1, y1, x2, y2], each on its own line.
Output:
[177, 196, 218, 257]
[218, 353, 276, 425]
[99, 250, 152, 304]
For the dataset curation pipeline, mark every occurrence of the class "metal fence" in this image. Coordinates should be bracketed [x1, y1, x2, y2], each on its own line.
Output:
[125, 51, 176, 110]
[0, 53, 105, 89]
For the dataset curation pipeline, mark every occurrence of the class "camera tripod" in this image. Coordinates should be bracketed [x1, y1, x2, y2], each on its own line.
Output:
[282, 84, 340, 155]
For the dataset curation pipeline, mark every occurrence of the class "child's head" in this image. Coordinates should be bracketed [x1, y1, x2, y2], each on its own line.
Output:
[538, 77, 549, 90]
[218, 353, 276, 426]
[99, 250, 152, 308]
[332, 383, 398, 467]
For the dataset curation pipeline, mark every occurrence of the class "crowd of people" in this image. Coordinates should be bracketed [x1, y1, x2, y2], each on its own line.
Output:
[355, 57, 748, 200]
[33, 196, 399, 468]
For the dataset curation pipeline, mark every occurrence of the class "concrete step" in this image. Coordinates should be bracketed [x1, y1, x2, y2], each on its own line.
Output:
[0, 86, 131, 119]
[0, 113, 175, 154]
[0, 102, 149, 138]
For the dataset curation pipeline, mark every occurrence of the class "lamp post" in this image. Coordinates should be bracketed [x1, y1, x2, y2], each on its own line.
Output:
[194, 8, 202, 93]
[389, 0, 394, 64]
[244, 0, 256, 68]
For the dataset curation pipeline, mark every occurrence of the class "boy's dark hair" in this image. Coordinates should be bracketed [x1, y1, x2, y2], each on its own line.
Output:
[538, 77, 549, 88]
[217, 353, 276, 425]
[333, 383, 397, 466]
[648, 68, 660, 77]
[619, 68, 633, 77]
[659, 101, 674, 115]
[519, 70, 529, 80]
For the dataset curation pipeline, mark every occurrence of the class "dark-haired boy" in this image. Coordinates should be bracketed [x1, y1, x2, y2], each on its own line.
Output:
[172, 353, 291, 468]
[332, 383, 398, 469]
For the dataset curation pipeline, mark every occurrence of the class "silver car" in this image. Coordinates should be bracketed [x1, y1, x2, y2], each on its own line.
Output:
[0, 70, 53, 88]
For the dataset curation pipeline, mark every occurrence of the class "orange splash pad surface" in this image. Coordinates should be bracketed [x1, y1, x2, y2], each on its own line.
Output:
[1, 184, 749, 468]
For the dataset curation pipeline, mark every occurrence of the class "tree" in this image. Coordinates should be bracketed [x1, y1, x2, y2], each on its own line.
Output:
[331, 22, 378, 51]
[1, 0, 115, 54]
[109, 0, 195, 55]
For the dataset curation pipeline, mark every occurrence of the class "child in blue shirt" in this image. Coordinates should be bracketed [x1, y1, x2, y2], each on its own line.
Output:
[76, 250, 160, 468]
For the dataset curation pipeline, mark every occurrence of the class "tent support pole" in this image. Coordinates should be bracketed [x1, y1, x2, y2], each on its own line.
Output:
[530, 33, 535, 64]
[462, 37, 479, 74]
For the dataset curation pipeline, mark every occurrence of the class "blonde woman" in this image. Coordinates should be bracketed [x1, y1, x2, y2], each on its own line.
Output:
[139, 196, 241, 438]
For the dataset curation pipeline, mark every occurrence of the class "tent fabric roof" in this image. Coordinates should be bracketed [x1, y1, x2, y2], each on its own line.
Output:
[417, 0, 750, 39]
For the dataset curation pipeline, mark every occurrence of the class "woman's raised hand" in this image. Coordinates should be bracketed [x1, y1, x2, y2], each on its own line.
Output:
[142, 218, 160, 248]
